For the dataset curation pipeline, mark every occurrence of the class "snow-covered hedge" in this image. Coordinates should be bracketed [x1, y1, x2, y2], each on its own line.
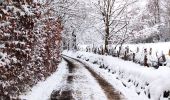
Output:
[0, 1, 62, 99]
[63, 51, 170, 100]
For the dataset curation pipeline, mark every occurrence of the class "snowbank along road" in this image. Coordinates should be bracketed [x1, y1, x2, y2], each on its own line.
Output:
[50, 55, 123, 100]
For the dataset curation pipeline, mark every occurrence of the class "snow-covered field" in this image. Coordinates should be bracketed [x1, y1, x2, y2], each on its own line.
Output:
[63, 50, 170, 100]
[121, 42, 170, 67]
[121, 42, 170, 55]
[78, 42, 170, 68]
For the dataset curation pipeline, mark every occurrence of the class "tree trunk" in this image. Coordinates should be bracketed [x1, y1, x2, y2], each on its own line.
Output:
[104, 35, 109, 54]
[117, 40, 124, 57]
[104, 17, 109, 54]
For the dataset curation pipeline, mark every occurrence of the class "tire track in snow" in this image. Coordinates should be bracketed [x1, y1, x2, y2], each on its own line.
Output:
[50, 58, 75, 100]
[83, 64, 121, 100]
[62, 55, 122, 100]
[51, 56, 109, 100]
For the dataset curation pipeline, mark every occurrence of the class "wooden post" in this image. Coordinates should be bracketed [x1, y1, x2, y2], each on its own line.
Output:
[97, 48, 100, 54]
[144, 49, 148, 67]
[124, 51, 127, 60]
[94, 48, 97, 54]
[149, 48, 152, 55]
[133, 53, 135, 62]
[161, 51, 166, 66]
[102, 47, 104, 55]
[126, 46, 129, 53]
[118, 46, 121, 57]
[136, 47, 139, 53]
[144, 55, 148, 67]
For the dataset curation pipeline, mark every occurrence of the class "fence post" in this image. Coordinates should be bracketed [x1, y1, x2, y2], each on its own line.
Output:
[124, 51, 128, 60]
[136, 47, 139, 53]
[144, 49, 148, 67]
[144, 55, 148, 67]
[97, 48, 100, 54]
[161, 51, 166, 66]
[133, 53, 135, 62]
[102, 47, 104, 55]
[126, 46, 129, 53]
[149, 48, 152, 55]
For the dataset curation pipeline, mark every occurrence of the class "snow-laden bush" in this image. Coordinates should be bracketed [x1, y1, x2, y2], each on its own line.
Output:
[0, 1, 62, 98]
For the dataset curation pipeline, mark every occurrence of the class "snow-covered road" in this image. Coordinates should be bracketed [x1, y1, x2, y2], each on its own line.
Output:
[58, 55, 123, 100]
[20, 55, 123, 100]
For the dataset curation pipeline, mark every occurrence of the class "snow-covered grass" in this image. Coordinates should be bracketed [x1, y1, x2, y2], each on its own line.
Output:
[78, 42, 170, 68]
[122, 42, 170, 55]
[121, 42, 170, 67]
[63, 50, 170, 100]
[20, 60, 68, 100]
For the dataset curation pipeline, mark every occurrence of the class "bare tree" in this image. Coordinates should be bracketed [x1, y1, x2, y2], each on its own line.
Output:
[59, 0, 88, 51]
[95, 0, 136, 54]
[163, 0, 170, 41]
[148, 0, 161, 24]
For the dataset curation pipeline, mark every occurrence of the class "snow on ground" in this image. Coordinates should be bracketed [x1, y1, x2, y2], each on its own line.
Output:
[20, 60, 68, 100]
[78, 42, 170, 55]
[122, 42, 170, 55]
[58, 57, 107, 100]
[79, 58, 148, 100]
[20, 57, 108, 100]
[63, 50, 170, 100]
[119, 42, 170, 67]
[78, 42, 170, 67]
